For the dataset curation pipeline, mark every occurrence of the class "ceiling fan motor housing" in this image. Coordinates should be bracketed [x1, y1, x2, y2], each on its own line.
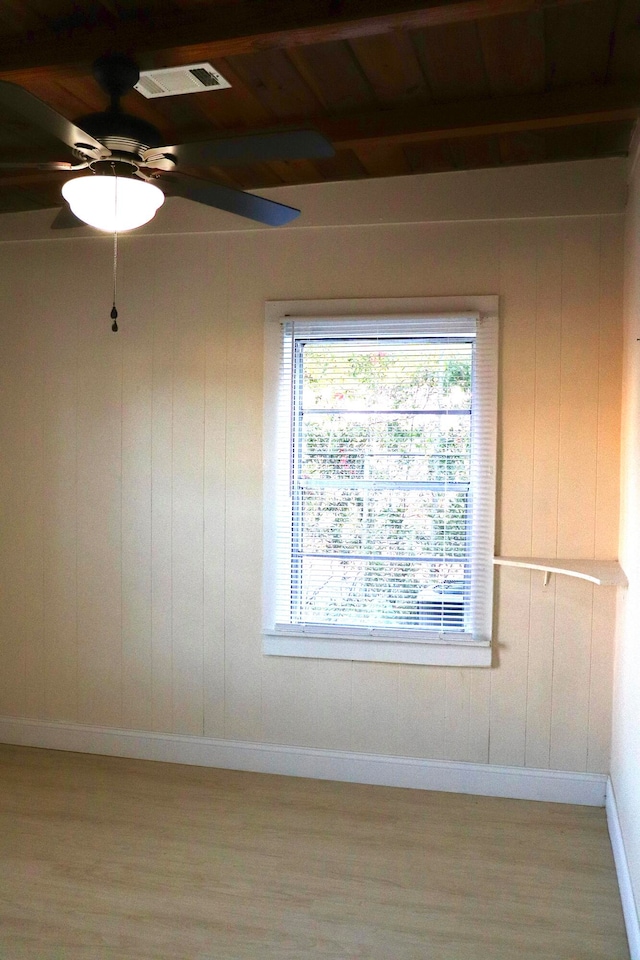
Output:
[74, 111, 166, 161]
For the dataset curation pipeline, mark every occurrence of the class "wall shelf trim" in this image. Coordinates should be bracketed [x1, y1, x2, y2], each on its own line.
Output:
[493, 556, 627, 587]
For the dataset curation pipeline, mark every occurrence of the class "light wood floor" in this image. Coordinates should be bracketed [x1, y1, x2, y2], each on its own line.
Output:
[0, 744, 629, 960]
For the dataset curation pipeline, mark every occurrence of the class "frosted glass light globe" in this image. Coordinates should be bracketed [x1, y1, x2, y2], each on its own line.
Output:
[62, 175, 164, 232]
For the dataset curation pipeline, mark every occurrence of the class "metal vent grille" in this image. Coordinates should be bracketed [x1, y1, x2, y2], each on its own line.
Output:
[135, 63, 231, 98]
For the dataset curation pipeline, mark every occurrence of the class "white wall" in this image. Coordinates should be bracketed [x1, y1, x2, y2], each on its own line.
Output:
[612, 151, 640, 915]
[0, 160, 623, 773]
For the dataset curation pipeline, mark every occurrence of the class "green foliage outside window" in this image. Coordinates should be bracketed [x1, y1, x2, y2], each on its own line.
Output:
[293, 339, 473, 629]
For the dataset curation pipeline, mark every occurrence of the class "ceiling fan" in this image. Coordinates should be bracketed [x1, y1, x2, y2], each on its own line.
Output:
[0, 54, 335, 231]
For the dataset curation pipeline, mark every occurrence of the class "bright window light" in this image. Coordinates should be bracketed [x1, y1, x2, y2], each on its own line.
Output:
[62, 175, 165, 232]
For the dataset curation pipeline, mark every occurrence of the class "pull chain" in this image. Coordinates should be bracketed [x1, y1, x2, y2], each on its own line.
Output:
[110, 165, 119, 332]
[111, 227, 118, 332]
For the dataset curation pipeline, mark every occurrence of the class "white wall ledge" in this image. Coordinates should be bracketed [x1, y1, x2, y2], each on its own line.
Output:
[494, 556, 627, 587]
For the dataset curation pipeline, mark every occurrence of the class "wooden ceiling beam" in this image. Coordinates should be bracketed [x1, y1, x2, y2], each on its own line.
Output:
[0, 0, 594, 82]
[318, 82, 640, 149]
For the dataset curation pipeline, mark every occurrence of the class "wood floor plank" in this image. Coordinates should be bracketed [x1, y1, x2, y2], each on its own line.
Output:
[0, 744, 629, 960]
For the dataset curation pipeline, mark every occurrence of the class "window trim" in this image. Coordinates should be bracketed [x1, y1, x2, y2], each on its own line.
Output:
[263, 297, 499, 667]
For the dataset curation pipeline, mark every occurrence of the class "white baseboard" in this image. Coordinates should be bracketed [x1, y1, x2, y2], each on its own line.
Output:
[0, 715, 607, 806]
[607, 779, 640, 960]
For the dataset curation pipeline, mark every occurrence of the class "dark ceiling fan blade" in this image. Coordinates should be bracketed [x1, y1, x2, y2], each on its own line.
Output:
[166, 174, 300, 226]
[144, 129, 334, 167]
[50, 205, 85, 230]
[0, 161, 74, 170]
[0, 81, 103, 156]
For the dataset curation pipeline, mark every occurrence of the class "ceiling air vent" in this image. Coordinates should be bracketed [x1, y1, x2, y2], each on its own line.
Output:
[135, 63, 231, 98]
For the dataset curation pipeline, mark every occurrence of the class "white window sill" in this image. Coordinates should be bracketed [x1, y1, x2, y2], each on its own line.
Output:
[263, 632, 492, 666]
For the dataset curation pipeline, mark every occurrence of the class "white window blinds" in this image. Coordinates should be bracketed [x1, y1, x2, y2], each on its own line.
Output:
[269, 312, 497, 649]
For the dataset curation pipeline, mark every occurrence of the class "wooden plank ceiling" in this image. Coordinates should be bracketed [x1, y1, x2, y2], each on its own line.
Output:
[0, 0, 638, 215]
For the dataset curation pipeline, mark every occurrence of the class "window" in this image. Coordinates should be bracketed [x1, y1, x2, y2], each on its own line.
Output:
[264, 298, 498, 666]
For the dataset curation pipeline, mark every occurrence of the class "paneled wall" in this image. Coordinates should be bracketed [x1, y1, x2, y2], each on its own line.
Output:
[0, 196, 622, 773]
[612, 156, 640, 908]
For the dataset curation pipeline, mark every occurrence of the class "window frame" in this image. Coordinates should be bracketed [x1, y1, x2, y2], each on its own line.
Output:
[263, 297, 499, 667]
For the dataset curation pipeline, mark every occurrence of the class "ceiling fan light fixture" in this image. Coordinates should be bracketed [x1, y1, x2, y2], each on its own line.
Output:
[61, 174, 164, 232]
